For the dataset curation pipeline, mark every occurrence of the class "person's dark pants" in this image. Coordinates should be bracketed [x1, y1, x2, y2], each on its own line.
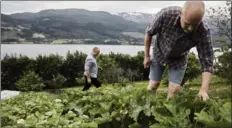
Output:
[82, 76, 101, 91]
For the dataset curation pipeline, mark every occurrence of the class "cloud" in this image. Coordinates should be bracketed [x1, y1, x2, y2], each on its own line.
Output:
[1, 1, 226, 15]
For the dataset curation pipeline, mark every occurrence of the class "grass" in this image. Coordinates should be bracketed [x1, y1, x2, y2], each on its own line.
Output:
[61, 76, 230, 90]
[51, 78, 230, 101]
[188, 75, 228, 85]
[5, 76, 231, 102]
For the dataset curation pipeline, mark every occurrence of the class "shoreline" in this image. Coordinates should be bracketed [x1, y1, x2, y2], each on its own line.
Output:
[1, 43, 145, 46]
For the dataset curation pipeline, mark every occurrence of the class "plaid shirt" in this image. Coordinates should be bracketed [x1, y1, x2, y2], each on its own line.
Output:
[146, 6, 214, 73]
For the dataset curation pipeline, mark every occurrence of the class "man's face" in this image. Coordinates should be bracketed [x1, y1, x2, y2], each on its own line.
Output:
[180, 10, 201, 33]
[93, 50, 100, 57]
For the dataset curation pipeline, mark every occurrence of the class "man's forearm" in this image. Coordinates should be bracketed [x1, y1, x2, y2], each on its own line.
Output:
[200, 72, 212, 91]
[144, 34, 152, 57]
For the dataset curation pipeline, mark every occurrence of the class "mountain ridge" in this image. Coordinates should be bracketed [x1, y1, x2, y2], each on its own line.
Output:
[1, 8, 224, 46]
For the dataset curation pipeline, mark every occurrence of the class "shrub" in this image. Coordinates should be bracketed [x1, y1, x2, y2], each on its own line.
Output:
[98, 55, 126, 85]
[33, 54, 64, 84]
[1, 54, 34, 90]
[16, 71, 45, 91]
[182, 52, 201, 86]
[214, 51, 232, 84]
[1, 50, 202, 90]
[47, 74, 67, 89]
[118, 77, 130, 87]
[60, 51, 87, 86]
[76, 77, 85, 86]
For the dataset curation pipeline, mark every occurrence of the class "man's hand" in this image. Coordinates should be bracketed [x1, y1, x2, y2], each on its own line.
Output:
[198, 90, 209, 101]
[84, 71, 88, 76]
[87, 77, 91, 84]
[198, 72, 212, 101]
[84, 71, 91, 84]
[144, 56, 150, 69]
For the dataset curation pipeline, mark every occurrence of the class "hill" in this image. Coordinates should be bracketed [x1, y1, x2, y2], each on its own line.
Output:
[1, 9, 146, 44]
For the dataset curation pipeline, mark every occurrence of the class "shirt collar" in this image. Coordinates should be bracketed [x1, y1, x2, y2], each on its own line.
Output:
[91, 54, 96, 58]
[174, 14, 181, 27]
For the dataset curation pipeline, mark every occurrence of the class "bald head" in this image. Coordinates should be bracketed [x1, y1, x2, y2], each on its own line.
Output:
[180, 1, 205, 33]
[92, 47, 100, 57]
[183, 1, 205, 13]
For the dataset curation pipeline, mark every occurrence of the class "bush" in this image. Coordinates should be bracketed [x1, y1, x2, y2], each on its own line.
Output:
[47, 74, 67, 89]
[60, 51, 87, 86]
[182, 52, 201, 86]
[214, 51, 232, 84]
[97, 55, 125, 85]
[1, 55, 34, 90]
[124, 68, 139, 85]
[103, 66, 125, 85]
[34, 54, 64, 84]
[118, 77, 130, 87]
[16, 71, 45, 91]
[76, 77, 85, 85]
[0, 50, 159, 90]
[109, 52, 146, 81]
[1, 50, 201, 90]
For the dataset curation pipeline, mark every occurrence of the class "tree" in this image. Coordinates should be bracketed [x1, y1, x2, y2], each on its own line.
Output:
[207, 1, 231, 48]
[214, 51, 232, 84]
[97, 54, 124, 85]
[207, 1, 232, 83]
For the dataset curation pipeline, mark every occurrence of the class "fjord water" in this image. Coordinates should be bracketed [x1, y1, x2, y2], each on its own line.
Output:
[1, 44, 203, 59]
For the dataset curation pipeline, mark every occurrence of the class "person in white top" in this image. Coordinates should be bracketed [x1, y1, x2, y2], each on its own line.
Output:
[83, 47, 101, 91]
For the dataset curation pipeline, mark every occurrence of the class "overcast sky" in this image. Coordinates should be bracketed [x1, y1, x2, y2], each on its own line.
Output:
[1, 1, 225, 15]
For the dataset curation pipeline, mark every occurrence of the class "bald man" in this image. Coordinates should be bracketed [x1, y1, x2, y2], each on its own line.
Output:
[144, 1, 214, 101]
[83, 47, 101, 91]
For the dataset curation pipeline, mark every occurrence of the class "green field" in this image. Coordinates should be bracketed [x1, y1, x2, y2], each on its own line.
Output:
[121, 32, 144, 39]
[1, 79, 231, 128]
[52, 39, 68, 44]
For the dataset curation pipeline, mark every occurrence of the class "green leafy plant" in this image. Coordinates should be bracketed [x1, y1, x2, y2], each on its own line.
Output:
[47, 74, 67, 89]
[16, 71, 45, 91]
[76, 76, 85, 85]
[1, 85, 231, 128]
[214, 51, 232, 84]
[195, 100, 232, 128]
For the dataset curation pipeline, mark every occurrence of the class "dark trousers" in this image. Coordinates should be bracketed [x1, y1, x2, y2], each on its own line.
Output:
[82, 76, 101, 91]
